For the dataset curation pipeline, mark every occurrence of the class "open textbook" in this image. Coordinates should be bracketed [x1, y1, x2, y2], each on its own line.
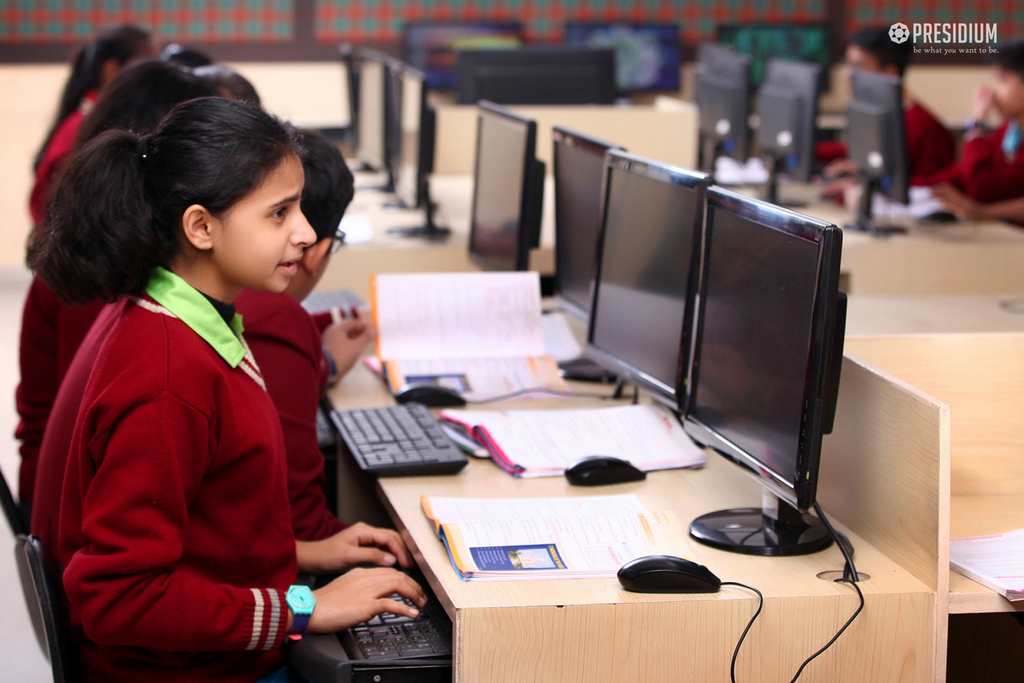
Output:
[420, 494, 683, 580]
[371, 272, 566, 399]
[950, 528, 1024, 602]
[439, 403, 706, 477]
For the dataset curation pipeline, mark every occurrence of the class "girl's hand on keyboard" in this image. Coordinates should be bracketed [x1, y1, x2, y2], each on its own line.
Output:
[307, 567, 427, 632]
[297, 522, 413, 574]
[322, 319, 375, 379]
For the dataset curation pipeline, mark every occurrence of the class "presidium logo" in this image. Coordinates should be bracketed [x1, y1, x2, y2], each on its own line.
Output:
[890, 21, 999, 55]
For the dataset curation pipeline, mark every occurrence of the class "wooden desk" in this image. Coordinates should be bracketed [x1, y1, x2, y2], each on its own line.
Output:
[323, 352, 945, 682]
[846, 295, 1024, 335]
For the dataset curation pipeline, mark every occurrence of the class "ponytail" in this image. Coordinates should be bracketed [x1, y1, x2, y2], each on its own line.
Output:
[29, 129, 167, 304]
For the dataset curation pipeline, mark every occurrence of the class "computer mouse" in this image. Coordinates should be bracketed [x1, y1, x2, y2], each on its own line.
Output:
[617, 555, 721, 594]
[920, 210, 959, 223]
[564, 455, 646, 486]
[393, 383, 467, 408]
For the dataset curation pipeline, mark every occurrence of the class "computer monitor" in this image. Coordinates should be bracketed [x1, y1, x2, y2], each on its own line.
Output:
[845, 69, 910, 235]
[403, 21, 523, 90]
[389, 64, 450, 240]
[755, 58, 822, 204]
[338, 43, 358, 143]
[354, 48, 399, 192]
[468, 102, 545, 271]
[563, 22, 681, 92]
[694, 43, 751, 172]
[585, 151, 710, 408]
[684, 186, 846, 556]
[716, 23, 832, 92]
[456, 47, 617, 105]
[552, 126, 624, 320]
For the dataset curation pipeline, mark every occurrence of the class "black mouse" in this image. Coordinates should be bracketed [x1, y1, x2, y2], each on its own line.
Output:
[393, 383, 467, 407]
[617, 555, 721, 593]
[564, 455, 646, 486]
[920, 210, 959, 223]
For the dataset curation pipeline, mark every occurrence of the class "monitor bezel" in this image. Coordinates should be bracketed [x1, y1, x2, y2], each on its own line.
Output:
[847, 69, 910, 205]
[395, 65, 431, 210]
[551, 125, 624, 321]
[353, 48, 395, 176]
[401, 20, 524, 91]
[584, 150, 711, 408]
[682, 185, 843, 512]
[467, 101, 539, 272]
[755, 58, 822, 184]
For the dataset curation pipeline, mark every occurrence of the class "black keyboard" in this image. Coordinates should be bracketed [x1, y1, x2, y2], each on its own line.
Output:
[329, 403, 468, 476]
[341, 591, 452, 661]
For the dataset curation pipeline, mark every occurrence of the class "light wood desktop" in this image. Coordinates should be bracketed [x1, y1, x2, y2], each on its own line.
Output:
[324, 341, 946, 682]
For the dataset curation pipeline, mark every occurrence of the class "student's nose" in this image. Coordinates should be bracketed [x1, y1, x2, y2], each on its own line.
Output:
[294, 212, 316, 248]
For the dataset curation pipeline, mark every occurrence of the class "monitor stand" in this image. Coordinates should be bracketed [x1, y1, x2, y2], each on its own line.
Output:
[689, 490, 833, 556]
[386, 179, 451, 240]
[558, 357, 617, 384]
[762, 154, 807, 208]
[844, 176, 908, 236]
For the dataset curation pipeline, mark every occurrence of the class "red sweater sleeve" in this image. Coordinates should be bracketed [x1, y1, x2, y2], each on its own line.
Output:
[957, 122, 1024, 203]
[238, 292, 345, 541]
[905, 102, 957, 184]
[62, 393, 290, 652]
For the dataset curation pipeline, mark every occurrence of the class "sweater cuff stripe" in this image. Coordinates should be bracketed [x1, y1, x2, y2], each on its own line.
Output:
[247, 588, 265, 651]
[264, 589, 282, 650]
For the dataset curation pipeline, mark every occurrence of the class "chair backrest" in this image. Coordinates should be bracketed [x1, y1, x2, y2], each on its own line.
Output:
[1, 465, 27, 537]
[14, 534, 80, 683]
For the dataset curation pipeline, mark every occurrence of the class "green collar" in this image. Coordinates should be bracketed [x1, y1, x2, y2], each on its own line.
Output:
[145, 267, 246, 368]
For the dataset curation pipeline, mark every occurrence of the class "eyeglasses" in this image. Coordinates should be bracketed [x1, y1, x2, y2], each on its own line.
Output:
[329, 228, 346, 254]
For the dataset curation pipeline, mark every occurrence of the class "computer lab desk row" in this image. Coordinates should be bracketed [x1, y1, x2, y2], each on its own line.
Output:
[324, 342, 960, 682]
[317, 174, 1024, 303]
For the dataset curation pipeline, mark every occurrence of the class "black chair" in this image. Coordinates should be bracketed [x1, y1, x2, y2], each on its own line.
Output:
[1, 465, 27, 537]
[14, 534, 80, 683]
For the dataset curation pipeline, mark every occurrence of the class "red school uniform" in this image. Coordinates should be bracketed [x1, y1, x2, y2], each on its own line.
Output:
[59, 268, 295, 683]
[917, 120, 1024, 204]
[236, 288, 346, 542]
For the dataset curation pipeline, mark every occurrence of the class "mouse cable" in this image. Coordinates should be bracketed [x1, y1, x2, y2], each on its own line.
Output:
[720, 581, 763, 683]
[463, 387, 622, 404]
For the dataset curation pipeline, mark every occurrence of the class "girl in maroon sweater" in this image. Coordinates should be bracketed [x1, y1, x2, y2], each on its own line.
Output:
[29, 97, 424, 683]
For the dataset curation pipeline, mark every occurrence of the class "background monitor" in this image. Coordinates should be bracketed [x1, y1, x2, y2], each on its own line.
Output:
[456, 46, 617, 105]
[684, 186, 846, 556]
[403, 21, 523, 90]
[755, 58, 823, 203]
[716, 23, 831, 92]
[552, 126, 624, 320]
[468, 101, 545, 271]
[563, 22, 681, 92]
[338, 43, 359, 145]
[585, 151, 710, 407]
[355, 48, 399, 190]
[845, 69, 910, 234]
[694, 43, 751, 171]
[389, 65, 450, 239]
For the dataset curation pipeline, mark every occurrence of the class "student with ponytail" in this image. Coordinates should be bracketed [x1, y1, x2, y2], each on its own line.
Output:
[29, 97, 424, 682]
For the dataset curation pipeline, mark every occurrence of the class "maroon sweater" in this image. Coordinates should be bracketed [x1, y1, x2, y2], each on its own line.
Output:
[59, 290, 295, 682]
[236, 289, 346, 541]
[917, 120, 1024, 203]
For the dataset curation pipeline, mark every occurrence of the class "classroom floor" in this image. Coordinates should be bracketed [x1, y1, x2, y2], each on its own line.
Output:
[0, 266, 53, 681]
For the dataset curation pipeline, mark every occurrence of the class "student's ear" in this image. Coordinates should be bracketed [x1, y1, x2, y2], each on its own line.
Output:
[99, 58, 121, 88]
[180, 204, 218, 252]
[298, 237, 332, 276]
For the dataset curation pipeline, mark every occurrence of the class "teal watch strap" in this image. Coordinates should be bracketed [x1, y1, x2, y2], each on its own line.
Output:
[286, 585, 316, 636]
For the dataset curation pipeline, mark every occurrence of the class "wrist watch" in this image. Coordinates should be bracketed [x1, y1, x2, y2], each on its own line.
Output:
[286, 585, 316, 638]
[964, 117, 988, 134]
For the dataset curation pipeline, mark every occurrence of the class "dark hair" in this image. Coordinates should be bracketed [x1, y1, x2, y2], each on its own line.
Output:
[193, 64, 262, 105]
[159, 43, 214, 69]
[74, 60, 218, 149]
[296, 129, 355, 242]
[29, 97, 301, 304]
[993, 40, 1024, 82]
[849, 26, 912, 77]
[35, 24, 153, 169]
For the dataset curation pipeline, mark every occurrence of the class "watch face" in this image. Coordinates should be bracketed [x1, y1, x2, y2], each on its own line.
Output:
[287, 585, 316, 614]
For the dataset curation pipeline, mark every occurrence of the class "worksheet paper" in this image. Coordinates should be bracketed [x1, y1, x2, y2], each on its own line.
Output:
[421, 494, 681, 580]
[950, 528, 1024, 602]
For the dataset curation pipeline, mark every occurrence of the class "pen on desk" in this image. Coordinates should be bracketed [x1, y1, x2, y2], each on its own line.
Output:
[441, 424, 490, 458]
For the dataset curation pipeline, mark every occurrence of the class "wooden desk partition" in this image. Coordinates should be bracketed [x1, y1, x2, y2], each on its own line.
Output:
[845, 333, 1024, 618]
[432, 103, 699, 176]
[326, 352, 946, 682]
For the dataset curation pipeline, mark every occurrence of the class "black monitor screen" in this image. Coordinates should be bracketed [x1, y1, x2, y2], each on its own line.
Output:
[403, 22, 523, 90]
[564, 22, 681, 91]
[716, 23, 831, 91]
[356, 54, 387, 171]
[586, 152, 708, 402]
[456, 47, 617, 105]
[468, 104, 537, 271]
[685, 187, 843, 512]
[552, 128, 622, 319]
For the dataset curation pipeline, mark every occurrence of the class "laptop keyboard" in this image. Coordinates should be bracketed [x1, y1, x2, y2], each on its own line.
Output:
[330, 403, 468, 476]
[341, 591, 453, 661]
